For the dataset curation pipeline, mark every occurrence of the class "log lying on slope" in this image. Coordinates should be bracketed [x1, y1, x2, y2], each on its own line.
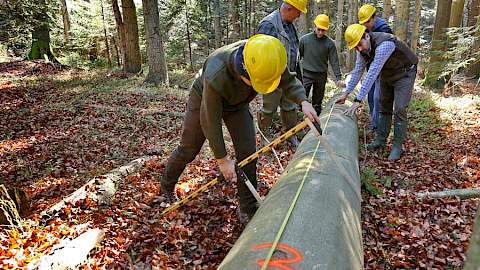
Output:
[219, 100, 363, 269]
[417, 188, 480, 200]
[465, 204, 480, 270]
[32, 228, 105, 270]
[42, 155, 156, 217]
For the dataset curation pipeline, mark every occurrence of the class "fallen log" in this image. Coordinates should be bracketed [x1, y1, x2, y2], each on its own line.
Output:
[465, 204, 480, 270]
[42, 156, 156, 217]
[219, 99, 363, 269]
[32, 228, 105, 270]
[417, 188, 480, 200]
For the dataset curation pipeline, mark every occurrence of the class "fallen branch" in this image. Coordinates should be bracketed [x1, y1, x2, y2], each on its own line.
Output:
[33, 228, 105, 270]
[417, 188, 480, 200]
[42, 156, 156, 217]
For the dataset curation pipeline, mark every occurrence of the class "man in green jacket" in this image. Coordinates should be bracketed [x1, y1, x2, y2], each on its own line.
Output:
[160, 35, 319, 223]
[299, 14, 345, 115]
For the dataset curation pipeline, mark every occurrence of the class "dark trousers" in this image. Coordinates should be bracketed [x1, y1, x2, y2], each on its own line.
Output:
[379, 66, 417, 123]
[302, 70, 327, 115]
[162, 91, 258, 213]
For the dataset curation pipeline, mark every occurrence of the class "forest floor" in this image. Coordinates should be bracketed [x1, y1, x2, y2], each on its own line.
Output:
[0, 60, 479, 269]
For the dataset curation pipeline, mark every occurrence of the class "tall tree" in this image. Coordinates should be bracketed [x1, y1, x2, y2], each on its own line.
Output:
[28, 0, 58, 62]
[231, 0, 241, 41]
[468, 0, 480, 27]
[100, 0, 112, 67]
[467, 0, 480, 76]
[213, 0, 221, 48]
[449, 0, 465, 27]
[112, 0, 125, 65]
[59, 0, 71, 46]
[121, 0, 141, 73]
[346, 0, 356, 69]
[395, 0, 410, 42]
[384, 0, 391, 21]
[335, 0, 345, 65]
[411, 0, 422, 52]
[112, 0, 141, 73]
[142, 0, 168, 84]
[185, 0, 194, 70]
[426, 0, 452, 86]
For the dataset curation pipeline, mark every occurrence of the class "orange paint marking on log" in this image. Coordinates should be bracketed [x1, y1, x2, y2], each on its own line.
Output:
[253, 243, 303, 270]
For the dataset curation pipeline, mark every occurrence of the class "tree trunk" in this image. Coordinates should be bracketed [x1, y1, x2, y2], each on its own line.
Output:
[411, 0, 422, 52]
[384, 0, 391, 21]
[213, 0, 221, 48]
[112, 0, 125, 65]
[467, 9, 480, 77]
[112, 36, 121, 67]
[468, 0, 480, 27]
[465, 206, 480, 269]
[346, 0, 356, 69]
[185, 0, 194, 71]
[395, 0, 410, 42]
[449, 0, 465, 27]
[100, 0, 112, 67]
[335, 0, 345, 66]
[231, 0, 241, 41]
[142, 0, 168, 85]
[426, 0, 452, 86]
[28, 0, 58, 62]
[59, 0, 71, 46]
[121, 0, 141, 73]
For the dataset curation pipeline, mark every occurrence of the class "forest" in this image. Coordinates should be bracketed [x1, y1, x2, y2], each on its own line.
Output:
[0, 0, 479, 268]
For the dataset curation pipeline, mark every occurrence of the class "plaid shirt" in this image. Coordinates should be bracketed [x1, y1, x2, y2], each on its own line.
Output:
[257, 21, 299, 72]
[345, 41, 396, 100]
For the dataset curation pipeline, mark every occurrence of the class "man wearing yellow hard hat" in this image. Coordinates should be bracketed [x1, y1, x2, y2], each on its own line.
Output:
[159, 34, 319, 223]
[256, 0, 308, 147]
[299, 14, 345, 115]
[358, 4, 393, 133]
[336, 24, 418, 161]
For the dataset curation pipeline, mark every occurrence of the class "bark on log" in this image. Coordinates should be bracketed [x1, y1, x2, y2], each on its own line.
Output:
[42, 156, 155, 217]
[417, 188, 480, 200]
[34, 228, 105, 270]
[220, 96, 363, 269]
[465, 204, 480, 269]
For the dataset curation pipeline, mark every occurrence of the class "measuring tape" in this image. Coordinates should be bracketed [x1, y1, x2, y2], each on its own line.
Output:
[159, 118, 310, 217]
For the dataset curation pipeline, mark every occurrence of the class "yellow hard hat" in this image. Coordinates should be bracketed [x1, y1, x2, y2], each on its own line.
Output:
[358, 4, 376, 24]
[344, 24, 366, 50]
[284, 0, 308, 13]
[314, 14, 329, 30]
[244, 34, 287, 94]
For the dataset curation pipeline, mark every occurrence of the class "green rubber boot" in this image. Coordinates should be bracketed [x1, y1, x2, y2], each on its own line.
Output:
[366, 113, 392, 150]
[388, 119, 408, 161]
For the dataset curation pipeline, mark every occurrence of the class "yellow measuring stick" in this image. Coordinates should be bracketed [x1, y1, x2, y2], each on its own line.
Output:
[159, 118, 310, 217]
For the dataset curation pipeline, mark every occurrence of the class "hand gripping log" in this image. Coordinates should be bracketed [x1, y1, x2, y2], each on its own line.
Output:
[158, 118, 311, 218]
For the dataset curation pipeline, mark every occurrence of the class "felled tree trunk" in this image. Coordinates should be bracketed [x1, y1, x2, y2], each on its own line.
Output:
[417, 188, 480, 199]
[465, 206, 480, 269]
[42, 156, 155, 218]
[34, 229, 105, 270]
